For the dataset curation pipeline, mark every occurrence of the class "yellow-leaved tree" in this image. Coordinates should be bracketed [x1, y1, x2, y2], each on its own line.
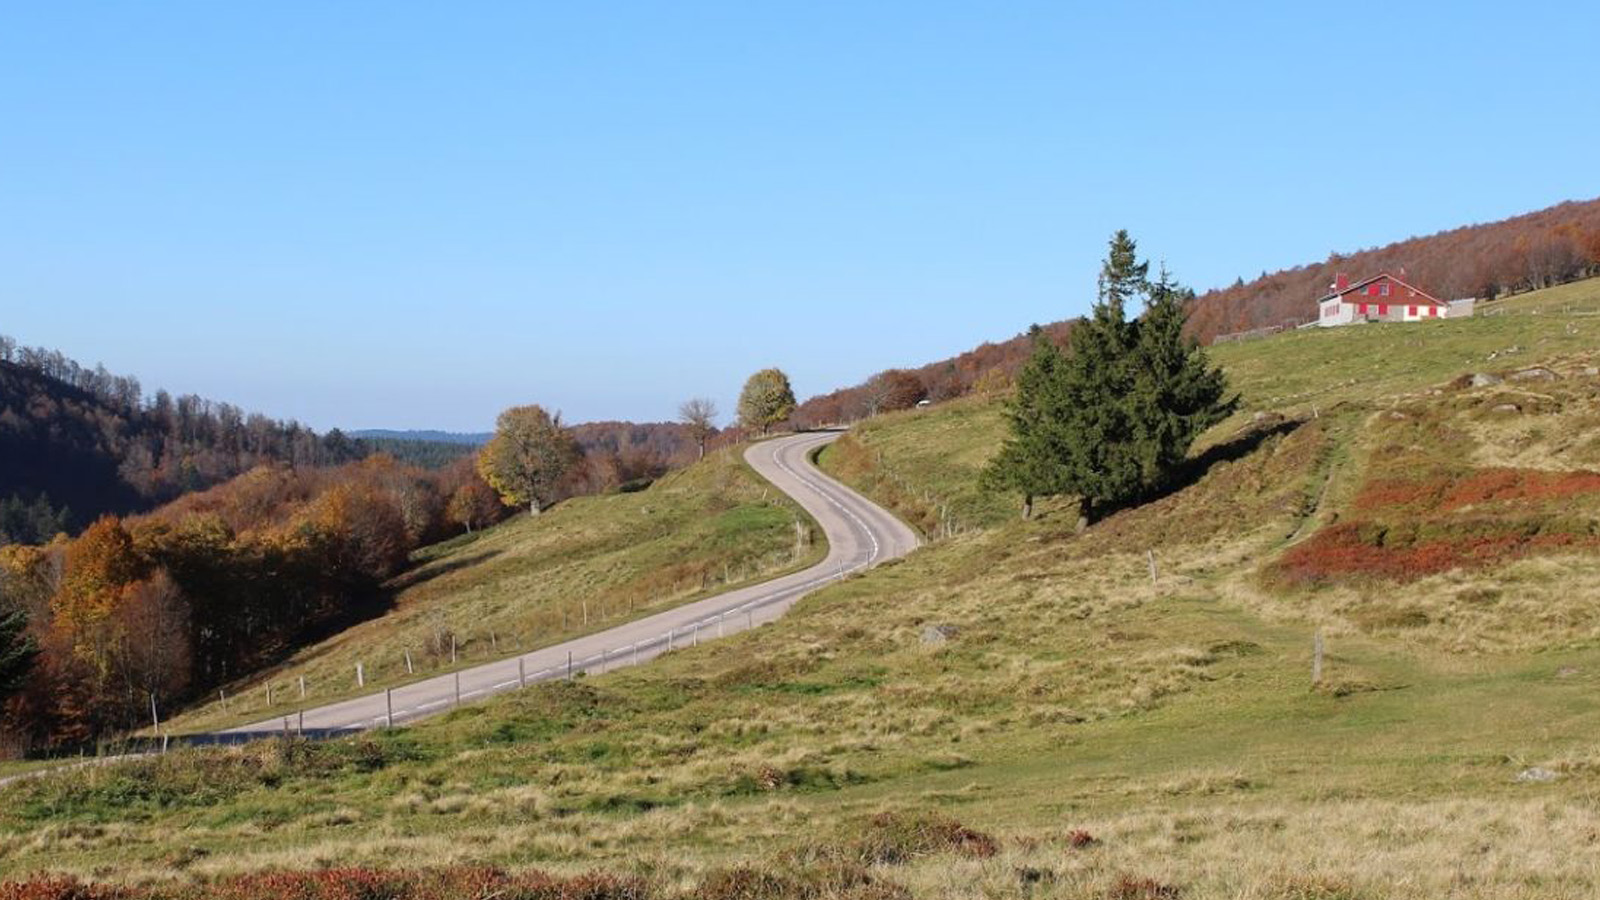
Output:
[477, 405, 582, 515]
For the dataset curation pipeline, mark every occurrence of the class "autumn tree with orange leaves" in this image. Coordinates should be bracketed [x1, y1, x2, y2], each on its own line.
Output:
[447, 481, 499, 534]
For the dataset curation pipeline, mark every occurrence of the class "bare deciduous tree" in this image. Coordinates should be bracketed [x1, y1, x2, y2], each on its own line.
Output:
[677, 398, 719, 459]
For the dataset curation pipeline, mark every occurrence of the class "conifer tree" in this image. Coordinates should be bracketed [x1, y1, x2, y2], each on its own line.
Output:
[1048, 231, 1147, 526]
[1128, 266, 1238, 492]
[1098, 229, 1149, 315]
[980, 328, 1070, 519]
[981, 231, 1237, 527]
[0, 603, 38, 702]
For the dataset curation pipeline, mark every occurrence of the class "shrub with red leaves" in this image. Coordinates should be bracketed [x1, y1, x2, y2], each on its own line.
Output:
[0, 869, 651, 900]
[0, 878, 137, 900]
[1274, 522, 1596, 586]
[1274, 462, 1600, 587]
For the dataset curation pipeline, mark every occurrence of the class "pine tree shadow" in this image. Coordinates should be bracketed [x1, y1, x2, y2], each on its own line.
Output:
[386, 548, 503, 593]
[1096, 414, 1307, 521]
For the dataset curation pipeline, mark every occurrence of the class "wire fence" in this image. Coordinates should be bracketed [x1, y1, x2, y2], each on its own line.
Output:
[1477, 303, 1600, 318]
[849, 431, 979, 540]
[179, 543, 869, 743]
[1209, 320, 1311, 345]
[196, 544, 819, 730]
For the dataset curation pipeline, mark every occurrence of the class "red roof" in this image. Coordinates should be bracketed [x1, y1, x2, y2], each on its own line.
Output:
[1320, 273, 1446, 306]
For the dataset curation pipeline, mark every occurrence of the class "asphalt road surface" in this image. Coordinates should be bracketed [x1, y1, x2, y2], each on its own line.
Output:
[211, 430, 920, 741]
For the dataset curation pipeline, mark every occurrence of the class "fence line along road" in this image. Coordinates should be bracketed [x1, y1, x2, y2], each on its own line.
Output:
[201, 430, 920, 742]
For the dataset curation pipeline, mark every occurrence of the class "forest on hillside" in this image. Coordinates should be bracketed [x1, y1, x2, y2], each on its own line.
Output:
[0, 452, 509, 750]
[0, 419, 714, 750]
[0, 337, 719, 545]
[0, 339, 725, 750]
[1186, 197, 1600, 339]
[0, 339, 367, 543]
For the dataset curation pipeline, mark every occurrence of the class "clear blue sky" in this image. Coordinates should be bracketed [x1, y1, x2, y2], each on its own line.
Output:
[3, 2, 1596, 432]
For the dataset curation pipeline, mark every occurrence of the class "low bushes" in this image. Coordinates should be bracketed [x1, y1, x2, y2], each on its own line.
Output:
[5, 737, 422, 822]
[1272, 463, 1600, 586]
[0, 870, 647, 900]
[789, 811, 999, 867]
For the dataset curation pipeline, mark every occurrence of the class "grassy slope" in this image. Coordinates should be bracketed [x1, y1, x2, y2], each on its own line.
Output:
[5, 280, 1600, 898]
[820, 278, 1600, 537]
[164, 445, 823, 733]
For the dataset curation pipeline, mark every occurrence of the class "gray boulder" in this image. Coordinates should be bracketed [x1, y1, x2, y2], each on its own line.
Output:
[1470, 373, 1503, 387]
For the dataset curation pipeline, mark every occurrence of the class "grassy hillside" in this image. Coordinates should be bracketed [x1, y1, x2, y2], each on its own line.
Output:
[823, 278, 1600, 538]
[161, 445, 822, 733]
[5, 280, 1600, 899]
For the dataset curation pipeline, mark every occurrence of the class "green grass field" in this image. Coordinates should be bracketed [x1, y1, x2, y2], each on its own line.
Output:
[4, 279, 1600, 898]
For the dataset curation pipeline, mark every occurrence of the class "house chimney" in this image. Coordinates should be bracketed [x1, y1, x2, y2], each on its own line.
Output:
[1334, 272, 1349, 293]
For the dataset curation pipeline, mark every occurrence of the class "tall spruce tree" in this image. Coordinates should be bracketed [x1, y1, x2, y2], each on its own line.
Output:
[980, 328, 1071, 519]
[1097, 229, 1148, 313]
[1048, 231, 1148, 526]
[1128, 266, 1238, 491]
[0, 603, 38, 703]
[981, 231, 1237, 526]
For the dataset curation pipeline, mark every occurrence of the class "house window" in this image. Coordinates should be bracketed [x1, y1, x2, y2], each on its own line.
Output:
[1367, 285, 1380, 296]
[1409, 305, 1418, 316]
[1358, 303, 1368, 315]
[1379, 305, 1388, 315]
[1379, 283, 1391, 297]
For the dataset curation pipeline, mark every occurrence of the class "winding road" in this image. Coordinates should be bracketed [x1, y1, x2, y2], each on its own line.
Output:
[211, 430, 919, 740]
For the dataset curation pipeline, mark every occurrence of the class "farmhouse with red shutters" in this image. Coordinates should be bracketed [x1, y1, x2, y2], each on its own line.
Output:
[1316, 272, 1470, 327]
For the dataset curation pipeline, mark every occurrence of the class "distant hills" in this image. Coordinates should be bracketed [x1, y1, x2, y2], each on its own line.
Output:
[353, 423, 707, 473]
[349, 429, 492, 446]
